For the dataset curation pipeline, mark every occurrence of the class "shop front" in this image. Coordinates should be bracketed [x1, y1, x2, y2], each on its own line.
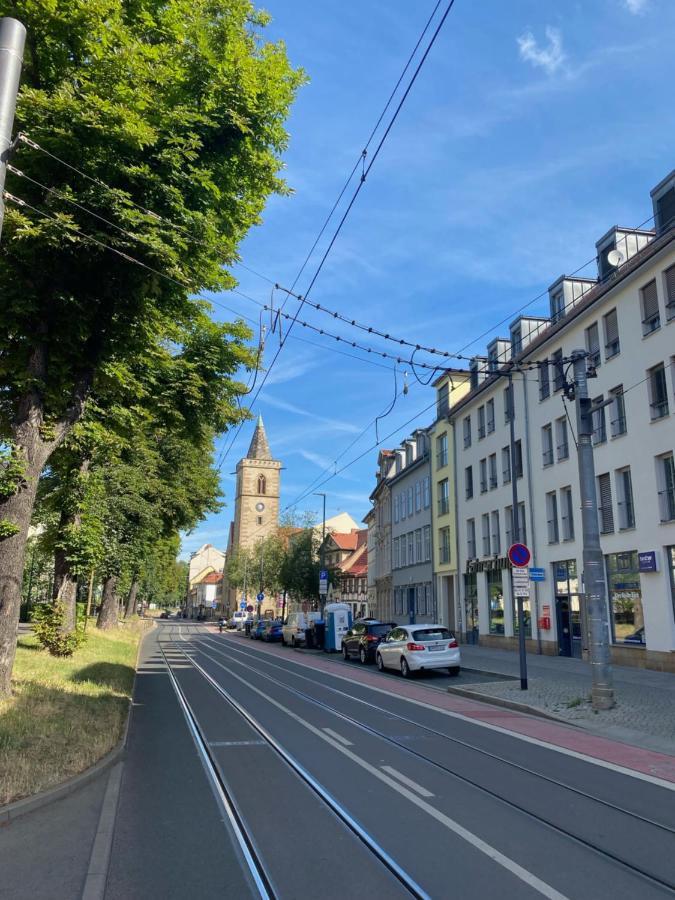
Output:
[553, 559, 584, 658]
[605, 550, 644, 647]
[463, 573, 479, 644]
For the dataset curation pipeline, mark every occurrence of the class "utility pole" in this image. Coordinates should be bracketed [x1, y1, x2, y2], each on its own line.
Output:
[314, 492, 327, 614]
[570, 350, 615, 710]
[507, 369, 528, 690]
[257, 543, 264, 619]
[0, 18, 26, 241]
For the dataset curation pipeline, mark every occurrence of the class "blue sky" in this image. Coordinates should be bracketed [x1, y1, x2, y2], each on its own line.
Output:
[181, 0, 675, 558]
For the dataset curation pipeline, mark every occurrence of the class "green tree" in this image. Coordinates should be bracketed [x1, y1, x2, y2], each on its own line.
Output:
[0, 0, 304, 693]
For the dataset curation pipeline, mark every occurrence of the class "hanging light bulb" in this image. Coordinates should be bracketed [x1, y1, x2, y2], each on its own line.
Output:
[403, 370, 409, 395]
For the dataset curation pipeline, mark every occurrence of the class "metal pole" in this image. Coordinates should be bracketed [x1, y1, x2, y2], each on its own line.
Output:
[571, 350, 614, 710]
[315, 492, 326, 614]
[0, 18, 26, 240]
[257, 543, 264, 618]
[508, 370, 528, 690]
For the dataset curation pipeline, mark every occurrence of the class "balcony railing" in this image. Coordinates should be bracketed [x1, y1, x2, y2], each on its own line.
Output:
[605, 339, 620, 358]
[557, 442, 569, 460]
[503, 468, 511, 484]
[610, 416, 626, 437]
[618, 500, 635, 529]
[542, 448, 554, 467]
[438, 497, 450, 516]
[436, 450, 448, 468]
[642, 313, 661, 335]
[659, 489, 675, 523]
[650, 398, 669, 420]
[480, 480, 488, 494]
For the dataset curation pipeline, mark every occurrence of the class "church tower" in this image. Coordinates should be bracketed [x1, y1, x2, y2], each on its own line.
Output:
[231, 416, 281, 552]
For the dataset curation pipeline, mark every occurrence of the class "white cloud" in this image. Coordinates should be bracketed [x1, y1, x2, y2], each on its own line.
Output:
[623, 0, 648, 12]
[517, 27, 566, 75]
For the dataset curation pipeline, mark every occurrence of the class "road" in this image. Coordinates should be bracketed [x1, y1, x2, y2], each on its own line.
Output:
[106, 622, 675, 900]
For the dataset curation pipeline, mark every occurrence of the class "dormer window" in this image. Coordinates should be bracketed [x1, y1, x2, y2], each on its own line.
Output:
[257, 475, 266, 495]
[656, 186, 675, 234]
[550, 290, 564, 323]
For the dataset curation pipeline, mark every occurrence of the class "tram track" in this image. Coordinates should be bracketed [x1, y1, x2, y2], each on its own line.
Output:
[159, 627, 428, 900]
[183, 628, 675, 896]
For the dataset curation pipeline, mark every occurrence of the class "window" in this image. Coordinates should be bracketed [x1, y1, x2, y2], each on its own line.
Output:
[585, 323, 601, 369]
[415, 529, 423, 564]
[505, 505, 513, 547]
[560, 487, 575, 541]
[463, 416, 471, 449]
[665, 264, 675, 320]
[552, 349, 564, 392]
[514, 440, 523, 478]
[407, 532, 414, 565]
[437, 382, 449, 418]
[256, 516, 263, 525]
[592, 395, 607, 445]
[556, 417, 569, 460]
[597, 472, 614, 534]
[546, 491, 559, 543]
[393, 493, 400, 523]
[257, 474, 266, 494]
[400, 490, 406, 521]
[603, 309, 620, 358]
[467, 519, 476, 559]
[609, 386, 627, 437]
[606, 551, 644, 645]
[641, 279, 660, 335]
[439, 527, 451, 564]
[400, 535, 407, 567]
[479, 458, 487, 493]
[504, 385, 513, 423]
[489, 454, 498, 489]
[511, 324, 522, 355]
[656, 187, 675, 233]
[551, 290, 565, 323]
[438, 478, 449, 515]
[668, 547, 675, 624]
[482, 514, 491, 556]
[465, 465, 473, 500]
[491, 511, 500, 556]
[657, 453, 675, 522]
[539, 359, 550, 401]
[407, 487, 414, 516]
[415, 481, 422, 512]
[478, 405, 486, 439]
[648, 364, 669, 420]
[502, 446, 511, 483]
[424, 525, 431, 562]
[542, 424, 554, 466]
[436, 433, 448, 468]
[486, 399, 495, 434]
[518, 502, 527, 545]
[616, 467, 635, 530]
[487, 571, 505, 635]
[393, 537, 400, 568]
[423, 476, 431, 508]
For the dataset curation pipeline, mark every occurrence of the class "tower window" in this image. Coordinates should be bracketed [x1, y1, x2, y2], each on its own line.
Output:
[257, 475, 266, 495]
[256, 516, 263, 525]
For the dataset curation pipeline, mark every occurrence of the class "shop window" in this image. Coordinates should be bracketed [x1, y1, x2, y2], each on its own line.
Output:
[487, 571, 504, 635]
[605, 551, 644, 645]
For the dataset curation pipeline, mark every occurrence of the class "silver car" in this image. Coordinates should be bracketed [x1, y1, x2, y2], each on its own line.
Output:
[376, 624, 461, 678]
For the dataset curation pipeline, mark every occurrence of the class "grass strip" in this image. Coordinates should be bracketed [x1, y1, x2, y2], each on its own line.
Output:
[0, 620, 149, 806]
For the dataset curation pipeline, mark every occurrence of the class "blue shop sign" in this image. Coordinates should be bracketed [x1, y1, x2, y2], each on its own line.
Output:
[638, 551, 658, 573]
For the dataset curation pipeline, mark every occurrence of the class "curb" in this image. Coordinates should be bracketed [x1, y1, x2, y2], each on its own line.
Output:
[445, 685, 577, 726]
[459, 666, 518, 681]
[0, 621, 153, 826]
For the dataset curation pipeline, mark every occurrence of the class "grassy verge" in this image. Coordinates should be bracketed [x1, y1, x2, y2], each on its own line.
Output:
[0, 619, 150, 806]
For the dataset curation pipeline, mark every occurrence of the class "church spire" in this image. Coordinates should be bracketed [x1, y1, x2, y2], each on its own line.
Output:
[246, 414, 272, 460]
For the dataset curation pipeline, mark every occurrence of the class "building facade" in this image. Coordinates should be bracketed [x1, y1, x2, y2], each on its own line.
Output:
[389, 430, 434, 624]
[429, 371, 471, 630]
[368, 449, 395, 621]
[451, 167, 675, 671]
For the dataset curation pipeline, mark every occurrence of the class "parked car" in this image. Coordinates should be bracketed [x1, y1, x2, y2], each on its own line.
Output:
[262, 620, 283, 642]
[248, 619, 268, 639]
[282, 611, 320, 647]
[229, 610, 250, 630]
[376, 624, 460, 677]
[341, 620, 397, 664]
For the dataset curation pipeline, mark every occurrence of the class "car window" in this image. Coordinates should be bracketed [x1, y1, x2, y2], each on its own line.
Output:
[389, 628, 404, 641]
[368, 624, 393, 636]
[412, 628, 453, 641]
[353, 623, 366, 635]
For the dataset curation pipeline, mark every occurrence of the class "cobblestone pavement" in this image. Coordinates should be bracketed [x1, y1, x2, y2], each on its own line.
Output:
[455, 646, 675, 755]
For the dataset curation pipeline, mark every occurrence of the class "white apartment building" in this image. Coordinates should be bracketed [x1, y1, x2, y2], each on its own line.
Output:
[451, 167, 675, 672]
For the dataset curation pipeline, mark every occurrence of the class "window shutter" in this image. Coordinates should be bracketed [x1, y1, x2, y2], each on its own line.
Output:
[641, 280, 659, 320]
[604, 309, 618, 343]
[665, 264, 675, 308]
[598, 473, 614, 533]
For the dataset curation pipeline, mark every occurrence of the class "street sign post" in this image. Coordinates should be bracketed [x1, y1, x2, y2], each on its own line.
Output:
[508, 543, 531, 691]
[239, 600, 247, 610]
[257, 592, 265, 603]
[508, 543, 531, 568]
[319, 568, 328, 595]
[246, 605, 253, 613]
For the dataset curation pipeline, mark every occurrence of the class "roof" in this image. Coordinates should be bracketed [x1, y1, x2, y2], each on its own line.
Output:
[247, 415, 272, 460]
[340, 543, 368, 576]
[197, 571, 223, 585]
[328, 528, 367, 551]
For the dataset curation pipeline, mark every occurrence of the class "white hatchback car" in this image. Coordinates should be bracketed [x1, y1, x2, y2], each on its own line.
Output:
[376, 624, 460, 678]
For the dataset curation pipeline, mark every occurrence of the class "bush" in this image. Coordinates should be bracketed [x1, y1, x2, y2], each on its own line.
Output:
[31, 601, 86, 657]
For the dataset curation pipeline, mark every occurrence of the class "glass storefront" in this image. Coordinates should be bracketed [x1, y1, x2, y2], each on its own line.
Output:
[512, 593, 532, 637]
[605, 551, 644, 645]
[487, 570, 504, 635]
[463, 573, 478, 643]
[554, 559, 582, 657]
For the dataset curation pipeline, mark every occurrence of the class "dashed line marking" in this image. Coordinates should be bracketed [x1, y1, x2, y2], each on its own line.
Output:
[381, 766, 434, 798]
[322, 727, 354, 746]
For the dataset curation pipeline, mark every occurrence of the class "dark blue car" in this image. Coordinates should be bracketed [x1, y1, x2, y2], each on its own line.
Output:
[250, 619, 269, 639]
[262, 621, 283, 642]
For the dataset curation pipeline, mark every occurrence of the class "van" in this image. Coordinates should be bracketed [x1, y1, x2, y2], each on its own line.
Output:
[229, 610, 251, 630]
[282, 611, 320, 647]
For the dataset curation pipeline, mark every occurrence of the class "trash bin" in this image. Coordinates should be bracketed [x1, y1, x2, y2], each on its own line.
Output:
[304, 627, 314, 649]
[313, 621, 325, 651]
[245, 620, 253, 636]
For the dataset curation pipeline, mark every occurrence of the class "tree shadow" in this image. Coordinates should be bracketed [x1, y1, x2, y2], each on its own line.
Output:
[15, 637, 41, 652]
[70, 662, 135, 693]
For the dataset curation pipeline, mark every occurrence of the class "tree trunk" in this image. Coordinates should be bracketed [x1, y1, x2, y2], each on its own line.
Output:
[124, 578, 140, 619]
[97, 575, 119, 630]
[53, 545, 78, 633]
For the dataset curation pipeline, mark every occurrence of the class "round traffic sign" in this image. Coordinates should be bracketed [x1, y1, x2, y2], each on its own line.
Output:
[246, 605, 254, 613]
[508, 543, 531, 568]
[257, 592, 265, 602]
[239, 600, 247, 610]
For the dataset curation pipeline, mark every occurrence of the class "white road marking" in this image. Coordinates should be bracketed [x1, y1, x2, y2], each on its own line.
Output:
[322, 727, 353, 746]
[213, 636, 675, 793]
[191, 642, 569, 900]
[381, 766, 434, 798]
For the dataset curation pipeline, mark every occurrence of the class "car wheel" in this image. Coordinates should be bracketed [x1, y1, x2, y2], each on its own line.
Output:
[400, 657, 411, 678]
[448, 667, 460, 677]
[376, 653, 384, 672]
[359, 646, 369, 665]
[342, 644, 349, 661]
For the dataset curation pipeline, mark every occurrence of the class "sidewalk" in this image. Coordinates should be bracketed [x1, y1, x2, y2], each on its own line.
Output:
[455, 644, 675, 756]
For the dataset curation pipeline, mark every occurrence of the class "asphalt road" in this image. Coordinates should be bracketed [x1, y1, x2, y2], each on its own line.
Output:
[124, 622, 675, 900]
